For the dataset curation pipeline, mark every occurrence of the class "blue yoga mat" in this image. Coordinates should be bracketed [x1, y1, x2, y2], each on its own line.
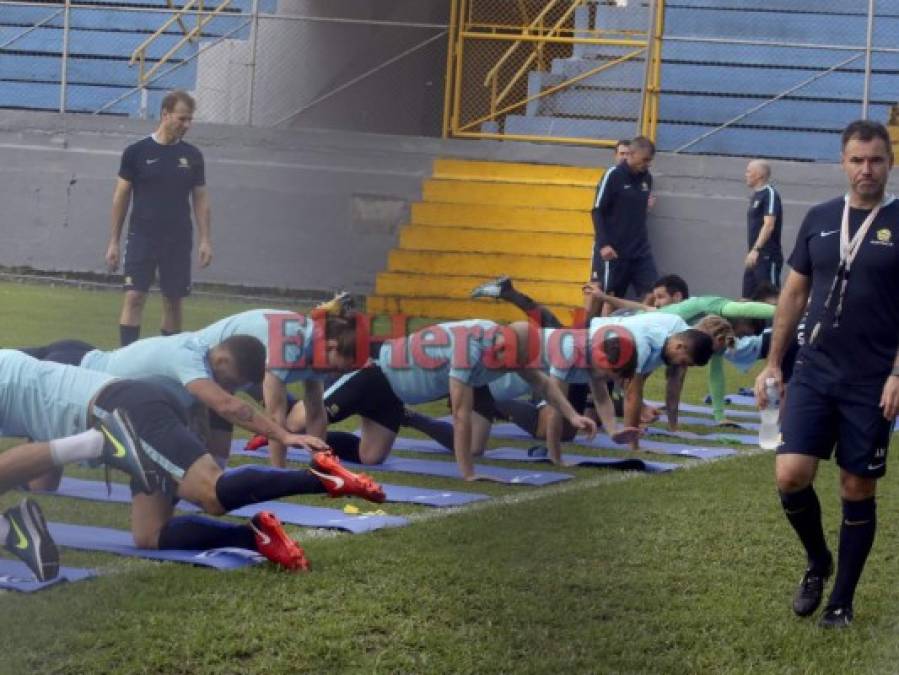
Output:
[477, 423, 737, 460]
[704, 393, 758, 408]
[660, 414, 761, 431]
[484, 448, 680, 472]
[230, 443, 573, 486]
[646, 400, 761, 420]
[645, 426, 758, 446]
[48, 522, 264, 569]
[0, 559, 98, 593]
[46, 477, 408, 534]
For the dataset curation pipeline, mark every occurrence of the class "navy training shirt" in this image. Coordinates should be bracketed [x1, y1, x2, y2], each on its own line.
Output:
[789, 196, 899, 384]
[119, 135, 205, 237]
[591, 159, 653, 259]
[747, 184, 783, 258]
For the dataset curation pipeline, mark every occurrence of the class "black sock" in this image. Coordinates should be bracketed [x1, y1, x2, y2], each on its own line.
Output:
[779, 486, 832, 572]
[493, 399, 540, 437]
[119, 324, 140, 346]
[214, 465, 325, 512]
[502, 288, 562, 328]
[402, 409, 454, 450]
[157, 514, 256, 551]
[160, 329, 179, 337]
[326, 431, 362, 463]
[827, 497, 876, 609]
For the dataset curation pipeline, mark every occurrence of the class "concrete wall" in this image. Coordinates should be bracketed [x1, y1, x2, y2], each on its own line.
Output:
[0, 110, 895, 299]
[194, 0, 449, 135]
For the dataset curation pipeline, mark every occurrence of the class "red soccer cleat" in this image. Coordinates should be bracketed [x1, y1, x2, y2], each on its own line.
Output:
[245, 434, 268, 451]
[249, 511, 309, 572]
[309, 450, 386, 503]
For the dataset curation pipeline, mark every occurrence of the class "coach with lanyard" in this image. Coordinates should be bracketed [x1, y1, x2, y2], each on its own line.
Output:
[756, 120, 899, 629]
[590, 136, 658, 301]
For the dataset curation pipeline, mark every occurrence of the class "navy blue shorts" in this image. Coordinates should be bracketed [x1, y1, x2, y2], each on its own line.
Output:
[592, 254, 659, 298]
[779, 366, 892, 479]
[123, 230, 192, 298]
[742, 255, 782, 298]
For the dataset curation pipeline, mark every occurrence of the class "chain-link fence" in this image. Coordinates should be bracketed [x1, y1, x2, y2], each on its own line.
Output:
[444, 0, 661, 147]
[0, 0, 449, 136]
[658, 1, 899, 161]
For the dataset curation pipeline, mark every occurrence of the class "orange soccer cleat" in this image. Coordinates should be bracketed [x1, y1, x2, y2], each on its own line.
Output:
[245, 434, 269, 451]
[309, 450, 386, 503]
[249, 511, 309, 572]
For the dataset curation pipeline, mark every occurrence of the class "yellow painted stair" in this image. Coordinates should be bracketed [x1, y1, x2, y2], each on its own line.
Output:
[367, 158, 604, 322]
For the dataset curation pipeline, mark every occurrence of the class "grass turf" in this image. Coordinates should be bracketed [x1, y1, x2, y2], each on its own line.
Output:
[1, 280, 898, 674]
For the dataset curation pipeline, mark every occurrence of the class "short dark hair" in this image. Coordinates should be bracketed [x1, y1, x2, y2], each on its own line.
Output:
[679, 329, 715, 366]
[652, 274, 690, 300]
[749, 281, 779, 302]
[841, 119, 891, 152]
[220, 334, 266, 384]
[595, 326, 638, 378]
[325, 313, 358, 361]
[616, 139, 631, 148]
[161, 90, 195, 114]
[630, 135, 656, 156]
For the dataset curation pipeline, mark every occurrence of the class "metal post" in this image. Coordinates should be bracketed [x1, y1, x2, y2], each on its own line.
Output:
[862, 0, 875, 118]
[59, 0, 71, 113]
[246, 0, 260, 126]
[638, 0, 657, 135]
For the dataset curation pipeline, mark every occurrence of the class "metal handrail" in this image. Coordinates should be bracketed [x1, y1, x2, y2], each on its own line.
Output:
[483, 0, 586, 115]
[130, 0, 233, 85]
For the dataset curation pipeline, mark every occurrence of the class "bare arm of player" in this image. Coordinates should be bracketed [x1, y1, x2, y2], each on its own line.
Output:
[755, 270, 811, 406]
[542, 377, 568, 465]
[262, 371, 289, 467]
[449, 377, 477, 481]
[302, 380, 327, 441]
[588, 373, 619, 438]
[518, 369, 597, 439]
[624, 375, 645, 450]
[665, 366, 687, 431]
[107, 178, 132, 272]
[192, 185, 212, 268]
[880, 351, 899, 420]
[746, 214, 776, 268]
[186, 378, 329, 457]
[583, 283, 654, 314]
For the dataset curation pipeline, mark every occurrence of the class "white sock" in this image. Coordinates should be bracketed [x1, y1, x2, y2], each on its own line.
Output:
[0, 515, 9, 542]
[49, 429, 105, 466]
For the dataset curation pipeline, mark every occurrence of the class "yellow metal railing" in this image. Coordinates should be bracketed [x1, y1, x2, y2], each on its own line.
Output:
[443, 0, 665, 148]
[130, 0, 233, 86]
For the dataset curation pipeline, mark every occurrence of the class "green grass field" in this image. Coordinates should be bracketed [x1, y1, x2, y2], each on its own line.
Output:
[2, 280, 899, 674]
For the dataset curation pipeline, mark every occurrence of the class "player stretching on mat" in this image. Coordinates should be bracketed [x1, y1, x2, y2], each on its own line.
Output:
[0, 350, 384, 573]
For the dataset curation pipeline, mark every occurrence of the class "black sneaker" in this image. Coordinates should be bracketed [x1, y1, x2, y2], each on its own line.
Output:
[819, 605, 853, 629]
[470, 276, 512, 299]
[96, 408, 151, 494]
[3, 498, 59, 582]
[792, 561, 833, 617]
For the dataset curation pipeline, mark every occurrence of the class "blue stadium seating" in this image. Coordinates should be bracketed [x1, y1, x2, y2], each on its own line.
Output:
[0, 0, 273, 116]
[488, 1, 898, 161]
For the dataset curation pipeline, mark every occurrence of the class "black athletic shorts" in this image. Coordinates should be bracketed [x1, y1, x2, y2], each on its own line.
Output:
[778, 364, 892, 479]
[19, 340, 95, 366]
[593, 254, 659, 298]
[742, 255, 782, 298]
[94, 379, 207, 495]
[324, 366, 405, 433]
[123, 230, 192, 298]
[472, 386, 498, 422]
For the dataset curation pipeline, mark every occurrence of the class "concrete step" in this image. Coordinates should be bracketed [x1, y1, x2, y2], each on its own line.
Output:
[411, 202, 592, 234]
[432, 158, 603, 187]
[367, 295, 581, 324]
[397, 224, 593, 257]
[374, 272, 585, 305]
[422, 178, 595, 210]
[387, 250, 590, 283]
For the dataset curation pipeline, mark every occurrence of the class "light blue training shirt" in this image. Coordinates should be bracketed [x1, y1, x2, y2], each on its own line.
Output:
[80, 332, 212, 386]
[193, 308, 328, 383]
[0, 350, 115, 441]
[590, 312, 688, 376]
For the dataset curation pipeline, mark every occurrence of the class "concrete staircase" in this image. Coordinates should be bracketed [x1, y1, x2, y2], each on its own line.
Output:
[366, 159, 604, 322]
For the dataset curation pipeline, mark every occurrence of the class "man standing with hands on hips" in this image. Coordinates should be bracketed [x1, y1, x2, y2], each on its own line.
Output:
[756, 120, 899, 629]
[106, 90, 212, 346]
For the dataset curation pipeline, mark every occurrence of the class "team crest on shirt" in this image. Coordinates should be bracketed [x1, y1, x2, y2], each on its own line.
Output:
[327, 403, 340, 417]
[178, 157, 190, 169]
[872, 228, 894, 246]
[752, 200, 760, 209]
[641, 181, 649, 191]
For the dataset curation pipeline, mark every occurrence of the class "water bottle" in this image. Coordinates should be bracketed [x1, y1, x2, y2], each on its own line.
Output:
[758, 377, 781, 450]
